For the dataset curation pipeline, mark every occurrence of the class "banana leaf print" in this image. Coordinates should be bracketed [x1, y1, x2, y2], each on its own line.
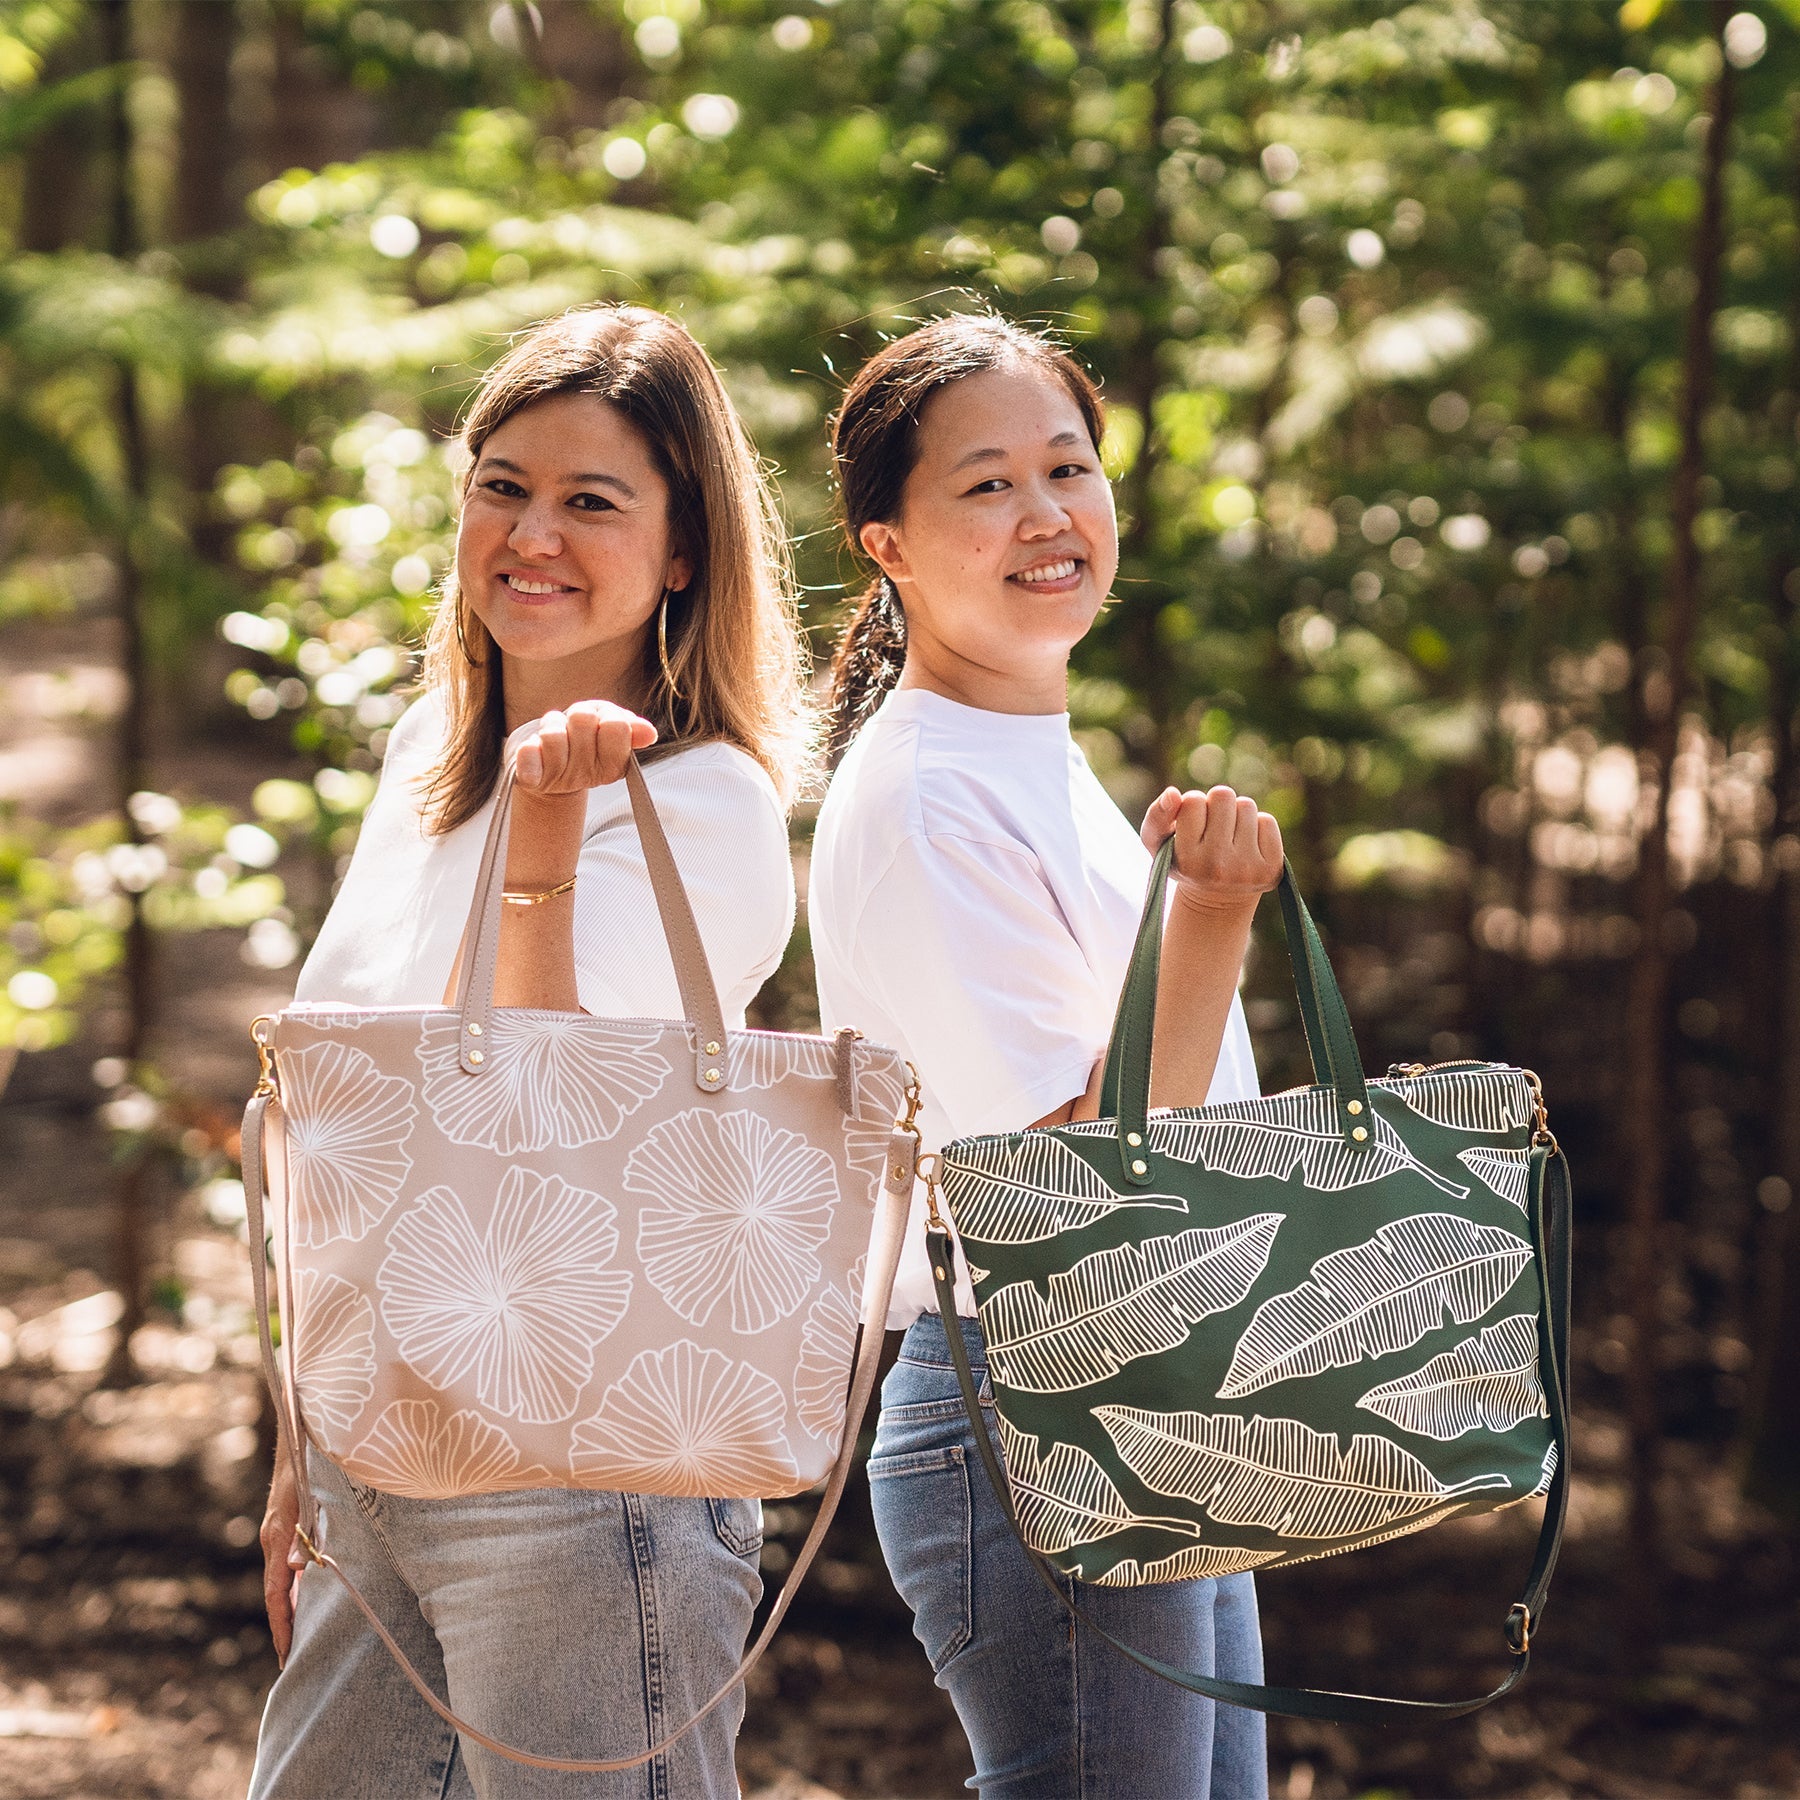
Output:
[1083, 1542, 1281, 1587]
[1095, 1406, 1509, 1539]
[1218, 1212, 1533, 1399]
[941, 1134, 1185, 1246]
[1385, 1068, 1533, 1135]
[981, 1216, 1282, 1393]
[1124, 1090, 1468, 1199]
[1355, 1313, 1547, 1440]
[1458, 1146, 1531, 1211]
[996, 1413, 1202, 1556]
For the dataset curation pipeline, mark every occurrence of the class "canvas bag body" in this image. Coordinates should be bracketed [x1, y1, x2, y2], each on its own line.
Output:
[267, 1005, 905, 1500]
[255, 733, 907, 1504]
[923, 845, 1570, 1721]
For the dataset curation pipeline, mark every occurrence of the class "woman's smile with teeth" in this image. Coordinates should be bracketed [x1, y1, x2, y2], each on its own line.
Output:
[1014, 559, 1080, 585]
[503, 573, 573, 595]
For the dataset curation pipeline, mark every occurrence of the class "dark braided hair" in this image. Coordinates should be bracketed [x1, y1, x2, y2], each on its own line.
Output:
[824, 313, 1105, 765]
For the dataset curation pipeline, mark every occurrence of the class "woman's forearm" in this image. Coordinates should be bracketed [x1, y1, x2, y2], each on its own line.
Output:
[491, 787, 586, 1010]
[1148, 888, 1256, 1109]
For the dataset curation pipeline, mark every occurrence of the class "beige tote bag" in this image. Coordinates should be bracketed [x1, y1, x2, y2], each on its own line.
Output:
[240, 735, 918, 1772]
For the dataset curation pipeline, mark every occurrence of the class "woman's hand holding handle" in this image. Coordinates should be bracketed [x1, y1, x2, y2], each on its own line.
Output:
[514, 700, 657, 797]
[1141, 784, 1284, 915]
[261, 1442, 305, 1666]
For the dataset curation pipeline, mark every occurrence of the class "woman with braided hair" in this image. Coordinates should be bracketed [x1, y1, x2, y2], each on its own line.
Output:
[809, 312, 1275, 1798]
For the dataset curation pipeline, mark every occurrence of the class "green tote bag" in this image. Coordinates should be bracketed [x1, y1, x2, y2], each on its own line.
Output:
[922, 844, 1571, 1724]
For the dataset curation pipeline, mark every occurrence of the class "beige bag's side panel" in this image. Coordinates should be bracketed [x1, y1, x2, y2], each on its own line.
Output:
[275, 1006, 906, 1499]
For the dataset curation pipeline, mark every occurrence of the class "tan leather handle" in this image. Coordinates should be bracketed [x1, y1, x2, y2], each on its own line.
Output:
[242, 1088, 914, 1774]
[453, 724, 727, 1093]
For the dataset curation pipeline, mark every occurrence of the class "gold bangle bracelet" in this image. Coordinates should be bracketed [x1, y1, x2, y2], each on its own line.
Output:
[501, 875, 577, 907]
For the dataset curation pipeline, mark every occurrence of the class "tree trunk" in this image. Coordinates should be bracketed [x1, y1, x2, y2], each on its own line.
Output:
[1114, 0, 1176, 782]
[171, 0, 243, 260]
[1741, 99, 1800, 1512]
[99, 0, 157, 1388]
[19, 10, 102, 251]
[1618, 0, 1734, 1603]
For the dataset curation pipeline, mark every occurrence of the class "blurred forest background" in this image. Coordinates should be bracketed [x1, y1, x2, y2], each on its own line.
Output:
[1, 1, 1798, 1796]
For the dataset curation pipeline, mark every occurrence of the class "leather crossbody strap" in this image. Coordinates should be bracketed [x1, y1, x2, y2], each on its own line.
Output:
[924, 1146, 1573, 1726]
[243, 1089, 917, 1772]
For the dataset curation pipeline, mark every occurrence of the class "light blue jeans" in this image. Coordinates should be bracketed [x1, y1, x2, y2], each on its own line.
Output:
[869, 1315, 1270, 1800]
[248, 1447, 763, 1799]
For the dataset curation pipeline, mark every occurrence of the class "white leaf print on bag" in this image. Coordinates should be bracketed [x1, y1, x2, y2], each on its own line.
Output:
[630, 1109, 840, 1334]
[793, 1257, 863, 1444]
[283, 1042, 417, 1247]
[727, 1032, 836, 1091]
[1356, 1313, 1547, 1440]
[1458, 1147, 1531, 1212]
[1530, 1441, 1558, 1498]
[571, 1341, 799, 1495]
[1384, 1069, 1533, 1135]
[1095, 1406, 1508, 1539]
[1107, 1090, 1467, 1200]
[378, 1170, 632, 1424]
[1218, 1212, 1533, 1399]
[349, 1399, 554, 1498]
[942, 1135, 1185, 1246]
[982, 1216, 1282, 1394]
[415, 1012, 670, 1153]
[291, 1269, 376, 1437]
[996, 1413, 1202, 1556]
[1084, 1543, 1281, 1587]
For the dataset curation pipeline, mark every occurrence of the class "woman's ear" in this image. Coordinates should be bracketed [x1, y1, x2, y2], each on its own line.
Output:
[858, 520, 910, 585]
[664, 550, 694, 595]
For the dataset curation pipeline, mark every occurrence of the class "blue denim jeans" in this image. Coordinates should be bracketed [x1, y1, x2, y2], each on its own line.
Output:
[870, 1315, 1269, 1800]
[248, 1447, 762, 1799]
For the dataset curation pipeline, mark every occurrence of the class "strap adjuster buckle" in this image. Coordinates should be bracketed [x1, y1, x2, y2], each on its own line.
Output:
[1504, 1602, 1532, 1654]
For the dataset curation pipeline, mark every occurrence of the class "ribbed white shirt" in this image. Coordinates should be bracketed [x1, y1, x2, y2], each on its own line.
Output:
[294, 690, 795, 1025]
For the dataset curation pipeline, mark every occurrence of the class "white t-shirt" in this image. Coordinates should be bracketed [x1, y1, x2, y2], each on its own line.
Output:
[809, 687, 1260, 1329]
[295, 690, 795, 1024]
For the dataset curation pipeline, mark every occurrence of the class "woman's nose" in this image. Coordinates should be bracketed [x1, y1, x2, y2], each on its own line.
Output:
[508, 504, 563, 558]
[1019, 483, 1074, 537]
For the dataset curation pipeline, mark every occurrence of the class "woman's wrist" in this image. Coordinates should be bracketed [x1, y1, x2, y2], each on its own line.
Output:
[504, 788, 586, 887]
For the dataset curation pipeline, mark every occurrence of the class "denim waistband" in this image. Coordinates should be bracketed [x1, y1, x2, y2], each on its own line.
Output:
[898, 1309, 988, 1369]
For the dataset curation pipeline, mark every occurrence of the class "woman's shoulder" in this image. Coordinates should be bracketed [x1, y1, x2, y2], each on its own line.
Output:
[642, 738, 784, 817]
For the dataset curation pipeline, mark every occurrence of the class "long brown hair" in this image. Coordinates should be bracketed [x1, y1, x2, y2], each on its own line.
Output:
[824, 312, 1105, 765]
[422, 304, 811, 832]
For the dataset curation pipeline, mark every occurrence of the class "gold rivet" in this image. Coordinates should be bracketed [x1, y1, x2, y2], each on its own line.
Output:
[1127, 1132, 1142, 1147]
[1352, 1126, 1368, 1142]
[468, 1049, 484, 1066]
[892, 1163, 904, 1179]
[704, 1040, 720, 1056]
[1131, 1159, 1148, 1176]
[704, 1068, 721, 1083]
[467, 1021, 483, 1036]
[1346, 1100, 1362, 1115]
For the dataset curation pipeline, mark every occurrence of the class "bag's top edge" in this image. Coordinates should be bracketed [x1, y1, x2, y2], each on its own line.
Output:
[274, 1002, 903, 1062]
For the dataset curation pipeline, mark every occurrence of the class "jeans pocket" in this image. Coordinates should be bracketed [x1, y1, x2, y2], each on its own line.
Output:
[706, 1495, 764, 1561]
[867, 1444, 972, 1673]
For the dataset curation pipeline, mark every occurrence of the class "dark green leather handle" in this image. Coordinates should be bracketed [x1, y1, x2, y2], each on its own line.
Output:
[924, 1145, 1573, 1725]
[1100, 852, 1369, 1186]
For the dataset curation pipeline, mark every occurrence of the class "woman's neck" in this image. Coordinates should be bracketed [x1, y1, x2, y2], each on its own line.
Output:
[895, 625, 1069, 717]
[500, 640, 650, 732]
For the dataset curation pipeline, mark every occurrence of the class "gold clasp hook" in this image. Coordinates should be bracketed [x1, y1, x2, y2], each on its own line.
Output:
[1521, 1069, 1557, 1154]
[250, 1016, 279, 1099]
[917, 1152, 945, 1231]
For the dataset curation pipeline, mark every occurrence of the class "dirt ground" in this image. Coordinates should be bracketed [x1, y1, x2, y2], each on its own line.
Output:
[3, 618, 1798, 1799]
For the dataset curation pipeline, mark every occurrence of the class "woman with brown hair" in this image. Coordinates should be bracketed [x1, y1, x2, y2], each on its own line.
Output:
[810, 312, 1274, 1797]
[249, 304, 809, 1798]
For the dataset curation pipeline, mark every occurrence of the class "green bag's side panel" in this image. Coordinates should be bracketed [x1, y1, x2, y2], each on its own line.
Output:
[941, 1064, 1557, 1586]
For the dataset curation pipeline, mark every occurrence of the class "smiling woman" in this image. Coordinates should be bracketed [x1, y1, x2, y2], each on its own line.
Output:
[248, 305, 812, 1800]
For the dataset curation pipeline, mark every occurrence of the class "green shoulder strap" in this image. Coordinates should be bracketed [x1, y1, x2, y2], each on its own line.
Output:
[1100, 857, 1370, 1186]
[924, 1146, 1573, 1726]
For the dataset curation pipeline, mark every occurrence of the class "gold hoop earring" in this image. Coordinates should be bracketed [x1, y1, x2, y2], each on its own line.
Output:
[657, 589, 682, 701]
[453, 592, 487, 666]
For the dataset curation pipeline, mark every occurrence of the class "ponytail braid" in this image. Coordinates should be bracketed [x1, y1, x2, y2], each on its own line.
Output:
[824, 575, 907, 767]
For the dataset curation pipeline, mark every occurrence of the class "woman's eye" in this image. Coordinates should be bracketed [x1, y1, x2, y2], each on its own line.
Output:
[481, 477, 526, 499]
[966, 477, 1010, 496]
[1051, 462, 1091, 480]
[569, 492, 616, 513]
